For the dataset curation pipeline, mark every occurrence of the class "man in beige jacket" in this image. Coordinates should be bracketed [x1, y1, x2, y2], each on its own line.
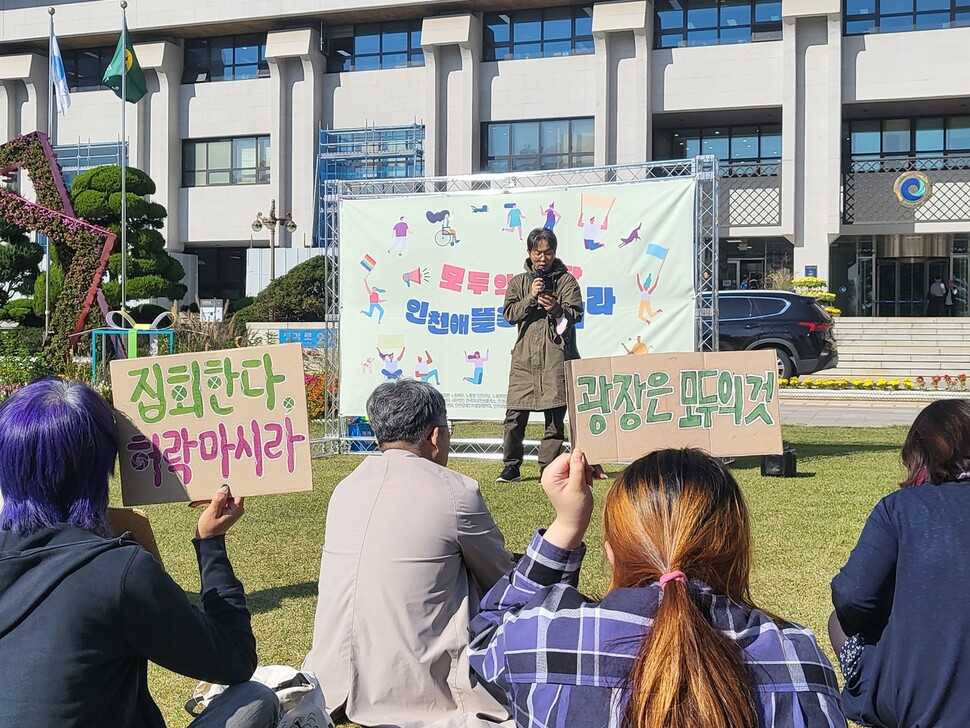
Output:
[304, 379, 514, 727]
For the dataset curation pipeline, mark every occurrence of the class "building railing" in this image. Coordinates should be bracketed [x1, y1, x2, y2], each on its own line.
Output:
[842, 155, 970, 224]
[718, 161, 781, 227]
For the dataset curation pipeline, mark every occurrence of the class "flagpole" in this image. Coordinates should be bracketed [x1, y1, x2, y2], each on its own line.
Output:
[45, 7, 55, 339]
[120, 0, 128, 312]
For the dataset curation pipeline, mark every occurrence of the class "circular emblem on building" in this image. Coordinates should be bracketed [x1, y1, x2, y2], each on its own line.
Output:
[894, 171, 933, 207]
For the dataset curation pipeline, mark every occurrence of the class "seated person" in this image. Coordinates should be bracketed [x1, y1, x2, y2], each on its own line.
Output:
[831, 399, 970, 727]
[304, 379, 514, 727]
[0, 378, 278, 728]
[470, 448, 845, 728]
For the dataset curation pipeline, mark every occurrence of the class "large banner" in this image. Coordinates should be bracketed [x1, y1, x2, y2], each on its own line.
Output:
[339, 178, 697, 420]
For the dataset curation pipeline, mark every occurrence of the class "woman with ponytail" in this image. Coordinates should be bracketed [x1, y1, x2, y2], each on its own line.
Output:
[469, 447, 844, 728]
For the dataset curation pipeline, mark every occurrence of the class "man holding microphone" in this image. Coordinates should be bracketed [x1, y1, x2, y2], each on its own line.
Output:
[497, 228, 584, 483]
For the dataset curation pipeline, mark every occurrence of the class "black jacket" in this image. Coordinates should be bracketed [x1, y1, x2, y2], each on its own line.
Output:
[0, 524, 256, 726]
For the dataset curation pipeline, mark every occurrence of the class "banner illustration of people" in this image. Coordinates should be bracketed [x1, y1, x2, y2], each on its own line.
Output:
[463, 350, 489, 385]
[541, 202, 561, 231]
[339, 178, 697, 420]
[502, 203, 525, 240]
[415, 351, 441, 385]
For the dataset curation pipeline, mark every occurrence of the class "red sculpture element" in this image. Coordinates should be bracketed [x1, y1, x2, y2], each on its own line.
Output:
[0, 132, 116, 365]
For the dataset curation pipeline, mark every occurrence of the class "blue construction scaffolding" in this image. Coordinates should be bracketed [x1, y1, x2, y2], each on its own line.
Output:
[315, 124, 424, 246]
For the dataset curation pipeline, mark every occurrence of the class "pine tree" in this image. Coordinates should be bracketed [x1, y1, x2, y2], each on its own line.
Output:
[0, 217, 43, 307]
[70, 165, 187, 308]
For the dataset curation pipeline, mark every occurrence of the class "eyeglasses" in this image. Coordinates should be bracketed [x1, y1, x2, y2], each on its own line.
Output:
[530, 249, 555, 259]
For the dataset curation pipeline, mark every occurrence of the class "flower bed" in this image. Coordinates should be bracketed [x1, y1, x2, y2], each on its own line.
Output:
[305, 371, 338, 420]
[780, 373, 968, 391]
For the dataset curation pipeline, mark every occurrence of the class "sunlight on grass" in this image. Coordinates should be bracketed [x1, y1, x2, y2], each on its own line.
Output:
[132, 424, 905, 727]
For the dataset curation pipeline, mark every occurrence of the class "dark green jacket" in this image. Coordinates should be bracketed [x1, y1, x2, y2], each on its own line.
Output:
[503, 258, 583, 411]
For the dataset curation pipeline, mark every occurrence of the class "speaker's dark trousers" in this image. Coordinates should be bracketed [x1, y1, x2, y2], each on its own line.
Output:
[502, 406, 567, 471]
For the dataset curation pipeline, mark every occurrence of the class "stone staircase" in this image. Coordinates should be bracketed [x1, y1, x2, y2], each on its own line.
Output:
[824, 318, 970, 379]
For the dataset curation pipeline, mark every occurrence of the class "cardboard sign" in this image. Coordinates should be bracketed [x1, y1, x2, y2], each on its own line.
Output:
[566, 350, 782, 463]
[111, 343, 313, 505]
[108, 507, 163, 566]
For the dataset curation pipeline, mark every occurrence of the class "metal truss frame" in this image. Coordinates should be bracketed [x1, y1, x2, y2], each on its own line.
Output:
[311, 157, 719, 458]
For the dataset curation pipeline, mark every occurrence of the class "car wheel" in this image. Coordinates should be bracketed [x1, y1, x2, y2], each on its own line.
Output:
[772, 349, 794, 379]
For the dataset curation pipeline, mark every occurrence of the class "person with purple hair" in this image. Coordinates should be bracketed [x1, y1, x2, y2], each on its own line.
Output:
[0, 378, 280, 727]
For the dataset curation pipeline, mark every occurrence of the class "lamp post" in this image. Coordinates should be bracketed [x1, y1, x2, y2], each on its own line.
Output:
[251, 199, 297, 283]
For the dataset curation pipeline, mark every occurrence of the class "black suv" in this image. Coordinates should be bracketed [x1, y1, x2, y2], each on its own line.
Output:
[718, 291, 838, 378]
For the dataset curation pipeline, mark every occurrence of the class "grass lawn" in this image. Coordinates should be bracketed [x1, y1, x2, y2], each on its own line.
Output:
[132, 423, 907, 727]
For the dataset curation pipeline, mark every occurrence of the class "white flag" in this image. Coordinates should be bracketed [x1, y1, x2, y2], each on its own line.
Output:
[50, 32, 71, 116]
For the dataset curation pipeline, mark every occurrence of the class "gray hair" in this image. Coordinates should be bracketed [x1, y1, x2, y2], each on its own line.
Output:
[366, 379, 448, 446]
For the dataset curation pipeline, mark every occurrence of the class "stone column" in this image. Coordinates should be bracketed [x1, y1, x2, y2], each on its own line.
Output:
[782, 0, 843, 281]
[137, 41, 183, 250]
[592, 1, 650, 166]
[266, 28, 324, 247]
[421, 13, 480, 176]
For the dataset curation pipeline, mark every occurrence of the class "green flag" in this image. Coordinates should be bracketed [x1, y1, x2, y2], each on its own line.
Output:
[102, 20, 147, 103]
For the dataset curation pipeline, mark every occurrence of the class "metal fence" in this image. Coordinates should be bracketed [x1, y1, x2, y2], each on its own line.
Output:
[719, 162, 781, 227]
[843, 156, 970, 224]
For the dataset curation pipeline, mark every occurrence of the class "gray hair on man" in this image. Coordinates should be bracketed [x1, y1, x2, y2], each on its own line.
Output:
[366, 379, 448, 446]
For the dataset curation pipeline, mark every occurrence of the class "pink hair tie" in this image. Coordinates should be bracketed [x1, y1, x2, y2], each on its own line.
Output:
[659, 571, 687, 590]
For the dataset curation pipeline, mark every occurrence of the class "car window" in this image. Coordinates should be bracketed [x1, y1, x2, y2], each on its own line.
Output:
[718, 296, 752, 320]
[750, 297, 787, 317]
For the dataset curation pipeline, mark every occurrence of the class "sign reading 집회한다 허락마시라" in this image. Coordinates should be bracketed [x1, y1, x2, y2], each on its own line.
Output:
[565, 350, 782, 463]
[110, 343, 313, 506]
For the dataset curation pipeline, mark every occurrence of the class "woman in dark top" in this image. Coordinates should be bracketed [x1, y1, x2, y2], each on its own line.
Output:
[0, 378, 279, 727]
[831, 399, 970, 727]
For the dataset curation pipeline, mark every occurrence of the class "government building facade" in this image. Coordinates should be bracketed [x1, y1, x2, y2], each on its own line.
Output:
[1, 0, 968, 316]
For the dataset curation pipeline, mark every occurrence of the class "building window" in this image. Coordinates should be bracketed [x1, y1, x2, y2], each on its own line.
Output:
[326, 21, 424, 72]
[483, 6, 594, 61]
[844, 116, 970, 170]
[183, 136, 271, 187]
[61, 47, 115, 92]
[482, 118, 594, 172]
[182, 34, 269, 83]
[845, 0, 970, 36]
[654, 124, 782, 175]
[53, 142, 126, 186]
[655, 0, 782, 48]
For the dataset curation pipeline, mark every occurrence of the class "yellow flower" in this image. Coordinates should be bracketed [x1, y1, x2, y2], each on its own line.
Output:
[779, 378, 789, 386]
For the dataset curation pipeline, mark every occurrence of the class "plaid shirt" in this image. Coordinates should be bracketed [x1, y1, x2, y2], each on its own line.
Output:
[469, 531, 846, 728]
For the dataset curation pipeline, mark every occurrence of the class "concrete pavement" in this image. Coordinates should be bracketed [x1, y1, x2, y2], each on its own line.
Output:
[780, 400, 923, 427]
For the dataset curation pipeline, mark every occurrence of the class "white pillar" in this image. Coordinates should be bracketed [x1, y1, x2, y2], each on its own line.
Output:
[783, 0, 843, 282]
[267, 28, 323, 248]
[592, 1, 649, 166]
[138, 41, 183, 251]
[422, 13, 479, 176]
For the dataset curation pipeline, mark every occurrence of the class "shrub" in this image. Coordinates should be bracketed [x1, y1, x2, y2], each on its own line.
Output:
[0, 327, 43, 355]
[247, 256, 330, 322]
[227, 296, 255, 316]
[0, 298, 39, 324]
[128, 303, 170, 324]
[0, 354, 52, 385]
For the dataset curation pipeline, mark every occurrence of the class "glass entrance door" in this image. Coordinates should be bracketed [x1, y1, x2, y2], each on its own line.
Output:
[723, 259, 765, 290]
[954, 256, 969, 316]
[875, 258, 948, 316]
